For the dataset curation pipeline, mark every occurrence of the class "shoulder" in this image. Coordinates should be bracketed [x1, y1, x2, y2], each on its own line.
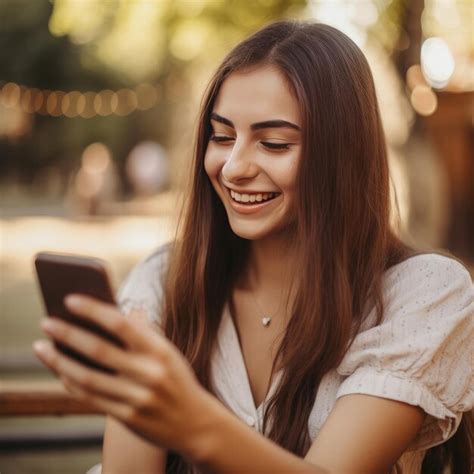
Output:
[122, 241, 174, 289]
[386, 251, 471, 283]
[115, 241, 174, 324]
[136, 240, 174, 274]
[382, 252, 473, 307]
[336, 252, 473, 451]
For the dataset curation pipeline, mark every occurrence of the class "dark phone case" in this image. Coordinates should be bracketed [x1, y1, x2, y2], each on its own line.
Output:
[34, 251, 126, 375]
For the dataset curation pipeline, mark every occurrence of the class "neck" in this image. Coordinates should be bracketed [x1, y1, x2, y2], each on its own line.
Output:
[240, 231, 298, 301]
[231, 232, 299, 333]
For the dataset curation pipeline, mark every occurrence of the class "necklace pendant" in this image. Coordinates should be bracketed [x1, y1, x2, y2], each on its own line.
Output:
[262, 316, 272, 327]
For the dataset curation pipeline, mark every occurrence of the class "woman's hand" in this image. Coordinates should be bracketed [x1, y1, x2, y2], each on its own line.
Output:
[33, 294, 220, 462]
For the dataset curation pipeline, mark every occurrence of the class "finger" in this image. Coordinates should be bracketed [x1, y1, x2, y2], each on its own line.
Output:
[60, 375, 138, 421]
[63, 294, 170, 357]
[61, 374, 169, 447]
[33, 340, 63, 378]
[40, 317, 172, 390]
[41, 316, 130, 373]
[63, 294, 130, 344]
[33, 339, 158, 409]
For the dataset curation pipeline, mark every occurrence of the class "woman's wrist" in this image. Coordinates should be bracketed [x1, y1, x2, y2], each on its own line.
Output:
[182, 388, 229, 466]
[182, 393, 323, 473]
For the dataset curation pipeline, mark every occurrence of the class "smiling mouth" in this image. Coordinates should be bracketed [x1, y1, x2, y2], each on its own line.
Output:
[225, 187, 281, 205]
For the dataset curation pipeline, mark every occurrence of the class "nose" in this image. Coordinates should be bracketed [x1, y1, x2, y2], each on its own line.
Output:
[221, 139, 258, 183]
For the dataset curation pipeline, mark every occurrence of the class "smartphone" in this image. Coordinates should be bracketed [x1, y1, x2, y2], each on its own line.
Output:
[34, 251, 126, 375]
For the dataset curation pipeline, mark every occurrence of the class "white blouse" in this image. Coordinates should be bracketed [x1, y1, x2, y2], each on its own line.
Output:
[104, 243, 474, 473]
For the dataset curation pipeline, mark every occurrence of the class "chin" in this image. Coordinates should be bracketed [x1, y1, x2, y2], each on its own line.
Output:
[227, 219, 284, 240]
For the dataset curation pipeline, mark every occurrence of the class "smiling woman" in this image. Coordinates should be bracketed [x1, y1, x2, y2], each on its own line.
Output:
[204, 66, 301, 238]
[34, 19, 473, 474]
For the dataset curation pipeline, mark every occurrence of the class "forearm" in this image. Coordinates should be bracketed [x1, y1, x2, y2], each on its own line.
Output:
[102, 416, 167, 474]
[188, 397, 327, 474]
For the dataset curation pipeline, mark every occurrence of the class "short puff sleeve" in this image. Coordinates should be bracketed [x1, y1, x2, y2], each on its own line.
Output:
[335, 254, 474, 451]
[115, 242, 172, 332]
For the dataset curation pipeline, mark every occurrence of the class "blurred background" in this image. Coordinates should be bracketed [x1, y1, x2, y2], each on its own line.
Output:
[1, 0, 473, 472]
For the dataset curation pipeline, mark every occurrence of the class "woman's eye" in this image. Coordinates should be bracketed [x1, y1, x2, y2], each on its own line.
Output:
[261, 142, 291, 151]
[209, 135, 291, 151]
[209, 135, 234, 144]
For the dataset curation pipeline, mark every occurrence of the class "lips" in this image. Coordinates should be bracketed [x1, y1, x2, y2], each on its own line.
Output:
[226, 186, 280, 195]
[224, 185, 281, 201]
[224, 185, 281, 215]
[230, 193, 278, 205]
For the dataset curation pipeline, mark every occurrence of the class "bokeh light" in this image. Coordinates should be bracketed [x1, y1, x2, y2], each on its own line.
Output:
[115, 89, 138, 116]
[0, 81, 159, 118]
[126, 141, 169, 196]
[82, 142, 112, 173]
[421, 37, 455, 89]
[406, 64, 427, 91]
[410, 85, 438, 116]
[1, 82, 21, 108]
[135, 83, 159, 111]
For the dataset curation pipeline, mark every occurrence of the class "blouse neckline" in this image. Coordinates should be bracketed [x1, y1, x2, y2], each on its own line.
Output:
[223, 300, 284, 414]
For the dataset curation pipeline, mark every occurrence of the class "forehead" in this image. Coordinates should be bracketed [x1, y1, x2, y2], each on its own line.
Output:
[212, 65, 301, 125]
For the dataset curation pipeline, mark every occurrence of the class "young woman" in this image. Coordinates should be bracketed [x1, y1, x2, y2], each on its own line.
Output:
[34, 20, 473, 473]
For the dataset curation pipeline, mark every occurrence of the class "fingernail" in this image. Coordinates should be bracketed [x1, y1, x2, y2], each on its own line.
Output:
[33, 340, 50, 355]
[64, 294, 81, 308]
[41, 318, 55, 331]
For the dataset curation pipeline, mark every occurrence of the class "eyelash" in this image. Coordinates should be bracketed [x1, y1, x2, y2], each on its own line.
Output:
[209, 135, 291, 151]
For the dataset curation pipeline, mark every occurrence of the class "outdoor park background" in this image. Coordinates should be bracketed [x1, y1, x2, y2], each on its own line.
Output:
[1, 0, 473, 473]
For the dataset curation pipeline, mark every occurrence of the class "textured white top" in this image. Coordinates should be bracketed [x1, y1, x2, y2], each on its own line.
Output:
[114, 243, 474, 473]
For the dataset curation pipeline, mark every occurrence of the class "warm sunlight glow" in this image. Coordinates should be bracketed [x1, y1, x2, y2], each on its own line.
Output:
[307, 0, 368, 47]
[170, 19, 209, 60]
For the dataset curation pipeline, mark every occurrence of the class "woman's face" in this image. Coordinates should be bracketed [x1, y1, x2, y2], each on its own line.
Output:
[204, 65, 302, 240]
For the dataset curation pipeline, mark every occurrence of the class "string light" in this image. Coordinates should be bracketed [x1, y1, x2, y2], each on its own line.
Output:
[0, 81, 161, 118]
[38, 90, 51, 116]
[80, 91, 96, 119]
[1, 82, 21, 108]
[20, 88, 35, 113]
[33, 89, 44, 113]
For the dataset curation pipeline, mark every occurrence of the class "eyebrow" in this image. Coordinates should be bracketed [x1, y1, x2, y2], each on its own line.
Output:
[210, 112, 301, 131]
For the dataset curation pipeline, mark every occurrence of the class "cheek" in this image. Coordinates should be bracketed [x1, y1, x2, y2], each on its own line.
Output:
[204, 149, 222, 179]
[275, 155, 299, 192]
[287, 153, 300, 189]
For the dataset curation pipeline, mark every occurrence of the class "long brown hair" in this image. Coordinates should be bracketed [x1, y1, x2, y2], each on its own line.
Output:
[160, 20, 472, 473]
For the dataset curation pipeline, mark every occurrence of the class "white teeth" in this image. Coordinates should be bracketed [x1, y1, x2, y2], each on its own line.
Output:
[229, 189, 279, 203]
